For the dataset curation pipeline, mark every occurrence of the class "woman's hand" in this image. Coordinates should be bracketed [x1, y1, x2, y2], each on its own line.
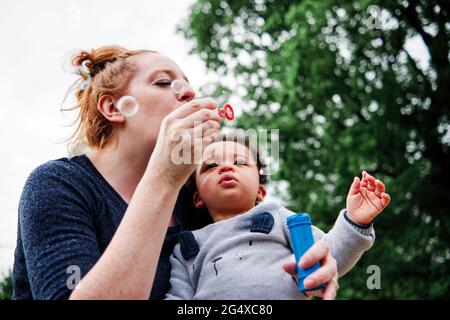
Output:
[346, 171, 391, 225]
[283, 240, 339, 300]
[148, 98, 222, 188]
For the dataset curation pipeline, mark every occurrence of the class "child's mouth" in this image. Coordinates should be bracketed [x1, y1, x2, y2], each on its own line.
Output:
[219, 179, 238, 188]
[219, 174, 238, 187]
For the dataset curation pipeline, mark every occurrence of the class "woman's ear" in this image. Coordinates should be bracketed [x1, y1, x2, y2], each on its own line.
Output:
[98, 95, 125, 124]
[256, 185, 267, 203]
[193, 191, 204, 208]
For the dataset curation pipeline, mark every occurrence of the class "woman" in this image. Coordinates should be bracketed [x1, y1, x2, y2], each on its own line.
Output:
[12, 45, 339, 300]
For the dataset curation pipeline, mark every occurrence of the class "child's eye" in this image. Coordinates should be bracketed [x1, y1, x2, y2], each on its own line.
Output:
[234, 159, 247, 166]
[205, 162, 218, 170]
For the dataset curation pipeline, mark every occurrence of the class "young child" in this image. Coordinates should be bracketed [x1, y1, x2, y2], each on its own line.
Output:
[166, 134, 391, 300]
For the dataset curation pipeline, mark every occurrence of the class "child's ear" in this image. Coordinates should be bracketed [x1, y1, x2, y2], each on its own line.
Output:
[256, 185, 267, 202]
[193, 191, 204, 209]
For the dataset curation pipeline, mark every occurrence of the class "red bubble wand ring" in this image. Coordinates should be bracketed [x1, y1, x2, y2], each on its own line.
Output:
[218, 103, 234, 121]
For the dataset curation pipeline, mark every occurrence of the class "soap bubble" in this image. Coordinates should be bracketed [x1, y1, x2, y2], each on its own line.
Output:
[60, 49, 80, 74]
[117, 96, 139, 117]
[170, 79, 189, 95]
[79, 79, 90, 92]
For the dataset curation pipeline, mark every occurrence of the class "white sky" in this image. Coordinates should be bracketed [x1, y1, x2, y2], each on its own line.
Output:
[0, 0, 218, 275]
[0, 1, 430, 276]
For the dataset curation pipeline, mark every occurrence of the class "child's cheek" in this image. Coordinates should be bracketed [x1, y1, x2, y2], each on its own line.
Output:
[201, 177, 216, 198]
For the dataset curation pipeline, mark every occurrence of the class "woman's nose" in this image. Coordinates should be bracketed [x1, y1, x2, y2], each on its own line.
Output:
[177, 81, 195, 102]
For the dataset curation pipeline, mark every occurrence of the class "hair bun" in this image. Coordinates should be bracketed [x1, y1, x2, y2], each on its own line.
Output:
[71, 46, 130, 78]
[72, 50, 94, 79]
[72, 50, 92, 67]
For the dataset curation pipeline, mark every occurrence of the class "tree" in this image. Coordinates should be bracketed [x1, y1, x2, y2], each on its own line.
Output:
[180, 0, 450, 298]
[0, 270, 13, 300]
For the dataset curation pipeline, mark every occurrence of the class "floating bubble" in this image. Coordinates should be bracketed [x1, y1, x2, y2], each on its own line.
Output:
[81, 60, 91, 70]
[117, 95, 139, 117]
[170, 79, 189, 95]
[60, 48, 80, 74]
[79, 79, 91, 92]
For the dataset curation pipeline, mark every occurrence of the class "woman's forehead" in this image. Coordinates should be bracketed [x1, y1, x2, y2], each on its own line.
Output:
[131, 52, 187, 80]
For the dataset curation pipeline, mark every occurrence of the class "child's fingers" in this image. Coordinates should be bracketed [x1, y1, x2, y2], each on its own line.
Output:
[348, 177, 360, 195]
[374, 179, 383, 197]
[381, 192, 391, 208]
[361, 185, 383, 212]
[361, 171, 367, 182]
[366, 172, 376, 182]
[366, 176, 376, 191]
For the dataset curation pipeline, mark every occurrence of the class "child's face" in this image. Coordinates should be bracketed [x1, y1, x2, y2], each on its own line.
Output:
[193, 140, 266, 217]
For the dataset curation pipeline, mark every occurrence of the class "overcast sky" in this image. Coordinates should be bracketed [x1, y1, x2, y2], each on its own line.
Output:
[0, 1, 430, 276]
[0, 0, 219, 275]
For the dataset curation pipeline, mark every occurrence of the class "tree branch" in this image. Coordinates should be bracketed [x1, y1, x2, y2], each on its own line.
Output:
[398, 1, 434, 51]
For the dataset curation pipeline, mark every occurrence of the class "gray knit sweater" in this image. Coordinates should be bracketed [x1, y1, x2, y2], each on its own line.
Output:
[166, 200, 375, 300]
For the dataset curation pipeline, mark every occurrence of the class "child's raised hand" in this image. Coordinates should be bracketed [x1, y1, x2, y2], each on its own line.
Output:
[346, 171, 391, 225]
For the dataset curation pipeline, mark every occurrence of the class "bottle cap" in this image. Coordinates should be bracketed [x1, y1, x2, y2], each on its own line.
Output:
[287, 213, 311, 228]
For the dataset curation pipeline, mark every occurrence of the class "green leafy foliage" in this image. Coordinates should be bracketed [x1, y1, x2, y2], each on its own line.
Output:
[0, 270, 12, 300]
[181, 0, 450, 299]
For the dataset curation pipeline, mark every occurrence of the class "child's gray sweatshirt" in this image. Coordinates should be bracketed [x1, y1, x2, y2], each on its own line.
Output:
[166, 200, 375, 300]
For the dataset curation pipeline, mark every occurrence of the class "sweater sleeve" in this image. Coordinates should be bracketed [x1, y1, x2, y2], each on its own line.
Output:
[282, 208, 375, 277]
[17, 162, 101, 299]
[319, 209, 375, 276]
[165, 244, 195, 300]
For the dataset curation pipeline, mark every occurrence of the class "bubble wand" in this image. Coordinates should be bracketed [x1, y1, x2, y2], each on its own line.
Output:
[171, 79, 234, 121]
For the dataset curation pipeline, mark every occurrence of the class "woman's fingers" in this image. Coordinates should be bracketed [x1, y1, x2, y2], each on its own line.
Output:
[192, 118, 221, 135]
[304, 289, 324, 299]
[283, 250, 339, 300]
[299, 240, 328, 269]
[303, 252, 337, 290]
[322, 273, 339, 300]
[168, 97, 218, 120]
[175, 107, 222, 129]
[282, 255, 298, 276]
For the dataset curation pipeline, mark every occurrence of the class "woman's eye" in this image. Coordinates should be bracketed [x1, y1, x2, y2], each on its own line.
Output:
[155, 80, 172, 86]
[235, 159, 247, 166]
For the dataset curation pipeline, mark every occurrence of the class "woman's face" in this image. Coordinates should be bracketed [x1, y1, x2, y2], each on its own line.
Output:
[121, 52, 195, 152]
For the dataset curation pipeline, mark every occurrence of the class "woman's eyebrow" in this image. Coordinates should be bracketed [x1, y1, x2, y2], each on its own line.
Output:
[148, 69, 190, 83]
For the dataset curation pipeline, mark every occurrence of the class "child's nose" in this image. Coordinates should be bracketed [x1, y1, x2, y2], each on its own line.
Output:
[218, 165, 234, 174]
